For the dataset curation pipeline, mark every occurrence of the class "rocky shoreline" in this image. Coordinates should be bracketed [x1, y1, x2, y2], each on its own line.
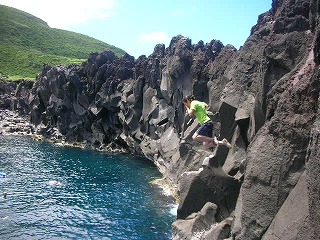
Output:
[0, 109, 34, 135]
[0, 108, 130, 154]
[0, 108, 180, 202]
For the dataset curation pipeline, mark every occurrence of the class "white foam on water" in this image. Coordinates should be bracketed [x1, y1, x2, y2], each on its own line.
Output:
[169, 204, 178, 216]
[48, 180, 63, 186]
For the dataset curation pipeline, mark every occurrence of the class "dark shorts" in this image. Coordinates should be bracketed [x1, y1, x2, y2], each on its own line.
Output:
[196, 121, 213, 137]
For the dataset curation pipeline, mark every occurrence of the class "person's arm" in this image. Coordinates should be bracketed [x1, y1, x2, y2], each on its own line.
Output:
[185, 106, 195, 117]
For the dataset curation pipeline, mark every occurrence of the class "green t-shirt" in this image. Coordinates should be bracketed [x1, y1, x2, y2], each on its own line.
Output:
[190, 100, 211, 125]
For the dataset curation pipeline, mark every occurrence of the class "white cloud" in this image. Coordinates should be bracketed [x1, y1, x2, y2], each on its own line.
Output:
[0, 0, 116, 29]
[139, 31, 169, 43]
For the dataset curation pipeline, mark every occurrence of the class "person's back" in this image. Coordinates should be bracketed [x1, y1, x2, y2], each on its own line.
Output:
[190, 100, 210, 125]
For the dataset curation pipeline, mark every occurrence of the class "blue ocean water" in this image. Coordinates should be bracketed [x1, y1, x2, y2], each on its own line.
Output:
[0, 135, 176, 240]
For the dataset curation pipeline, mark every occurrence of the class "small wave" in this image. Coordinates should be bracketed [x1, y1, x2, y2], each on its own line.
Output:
[169, 204, 178, 216]
[48, 180, 63, 186]
[149, 178, 176, 198]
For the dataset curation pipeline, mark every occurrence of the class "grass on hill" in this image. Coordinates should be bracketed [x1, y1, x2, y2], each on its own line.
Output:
[0, 44, 85, 80]
[0, 4, 127, 80]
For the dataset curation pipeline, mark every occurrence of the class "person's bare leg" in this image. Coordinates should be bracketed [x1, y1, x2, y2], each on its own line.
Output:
[219, 138, 232, 148]
[193, 133, 231, 149]
[192, 133, 213, 143]
[193, 133, 217, 149]
[194, 133, 231, 148]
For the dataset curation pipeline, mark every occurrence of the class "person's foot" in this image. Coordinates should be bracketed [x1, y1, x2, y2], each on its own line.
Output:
[222, 138, 232, 148]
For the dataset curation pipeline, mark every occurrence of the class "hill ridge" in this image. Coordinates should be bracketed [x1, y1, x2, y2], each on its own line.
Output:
[0, 4, 126, 80]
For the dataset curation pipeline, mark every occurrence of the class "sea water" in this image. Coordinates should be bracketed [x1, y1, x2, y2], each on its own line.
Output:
[0, 135, 176, 240]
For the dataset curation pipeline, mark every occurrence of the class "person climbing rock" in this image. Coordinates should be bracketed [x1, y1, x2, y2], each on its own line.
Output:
[182, 95, 231, 150]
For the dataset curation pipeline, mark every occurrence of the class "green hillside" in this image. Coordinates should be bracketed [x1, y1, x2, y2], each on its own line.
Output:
[0, 5, 127, 80]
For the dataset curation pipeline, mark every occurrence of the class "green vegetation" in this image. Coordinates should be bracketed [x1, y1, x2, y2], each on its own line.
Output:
[0, 5, 127, 80]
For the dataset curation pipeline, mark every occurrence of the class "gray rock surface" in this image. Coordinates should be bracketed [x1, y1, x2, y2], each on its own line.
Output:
[261, 172, 308, 240]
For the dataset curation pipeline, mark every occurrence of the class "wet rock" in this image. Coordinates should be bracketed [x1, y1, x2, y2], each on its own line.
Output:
[173, 202, 233, 240]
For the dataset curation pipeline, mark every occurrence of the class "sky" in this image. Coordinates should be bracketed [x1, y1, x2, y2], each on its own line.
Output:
[0, 0, 272, 58]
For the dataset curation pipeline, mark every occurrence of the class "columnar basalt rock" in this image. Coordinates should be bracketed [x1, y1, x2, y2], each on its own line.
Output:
[1, 0, 320, 239]
[224, 0, 319, 239]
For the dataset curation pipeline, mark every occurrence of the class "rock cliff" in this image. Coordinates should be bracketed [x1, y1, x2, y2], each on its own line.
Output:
[1, 0, 320, 239]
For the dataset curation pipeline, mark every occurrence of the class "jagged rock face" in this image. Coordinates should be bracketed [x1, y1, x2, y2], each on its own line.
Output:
[307, 104, 320, 240]
[7, 0, 319, 239]
[27, 36, 227, 180]
[177, 157, 241, 221]
[0, 80, 17, 109]
[0, 80, 34, 135]
[305, 2, 320, 240]
[226, 0, 319, 239]
[0, 79, 33, 113]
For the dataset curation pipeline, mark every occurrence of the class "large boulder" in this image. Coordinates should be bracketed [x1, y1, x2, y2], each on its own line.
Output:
[177, 156, 241, 220]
